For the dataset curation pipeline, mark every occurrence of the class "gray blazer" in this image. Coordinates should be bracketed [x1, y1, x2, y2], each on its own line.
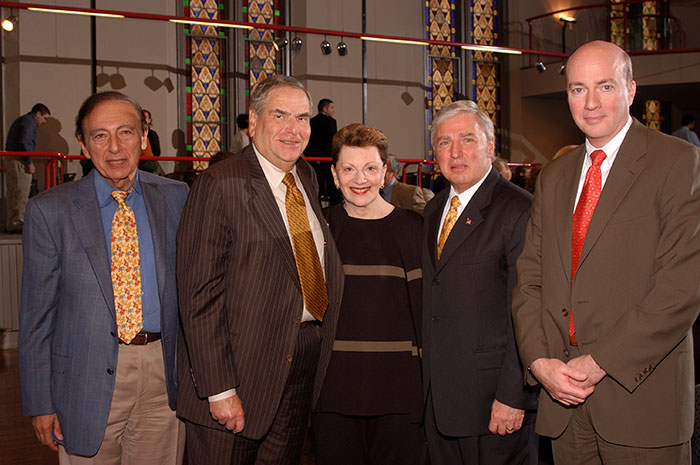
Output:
[19, 170, 188, 456]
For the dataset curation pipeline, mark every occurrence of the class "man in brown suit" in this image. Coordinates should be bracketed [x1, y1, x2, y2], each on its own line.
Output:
[513, 40, 700, 464]
[177, 75, 343, 464]
[381, 154, 434, 214]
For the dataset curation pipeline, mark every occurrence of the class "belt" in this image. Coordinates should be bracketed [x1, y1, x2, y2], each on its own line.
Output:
[119, 332, 161, 345]
[299, 321, 321, 329]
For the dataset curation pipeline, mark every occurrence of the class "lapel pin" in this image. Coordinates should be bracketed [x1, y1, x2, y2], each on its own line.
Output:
[466, 218, 472, 225]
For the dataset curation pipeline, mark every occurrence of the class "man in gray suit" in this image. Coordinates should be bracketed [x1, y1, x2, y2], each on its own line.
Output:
[177, 75, 343, 464]
[19, 91, 188, 463]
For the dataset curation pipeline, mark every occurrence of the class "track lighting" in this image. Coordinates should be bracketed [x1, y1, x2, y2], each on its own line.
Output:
[320, 36, 332, 55]
[2, 13, 17, 32]
[292, 37, 303, 52]
[273, 37, 289, 51]
[536, 60, 546, 73]
[337, 39, 347, 56]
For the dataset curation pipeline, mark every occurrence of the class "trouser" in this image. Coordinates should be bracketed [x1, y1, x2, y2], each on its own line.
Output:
[2, 157, 32, 229]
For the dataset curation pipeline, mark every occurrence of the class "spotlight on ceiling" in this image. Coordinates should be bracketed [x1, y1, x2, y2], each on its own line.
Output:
[536, 60, 547, 73]
[320, 36, 332, 55]
[273, 37, 289, 51]
[337, 39, 347, 56]
[559, 63, 566, 75]
[2, 13, 18, 32]
[292, 37, 303, 52]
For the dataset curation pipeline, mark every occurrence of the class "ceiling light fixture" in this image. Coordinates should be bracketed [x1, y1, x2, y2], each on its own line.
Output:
[27, 7, 124, 18]
[292, 37, 303, 52]
[337, 38, 347, 56]
[461, 44, 522, 55]
[320, 36, 332, 55]
[1, 12, 17, 32]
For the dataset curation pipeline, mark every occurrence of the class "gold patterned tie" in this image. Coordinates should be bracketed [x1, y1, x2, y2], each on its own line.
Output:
[437, 196, 461, 260]
[111, 189, 143, 343]
[282, 173, 329, 321]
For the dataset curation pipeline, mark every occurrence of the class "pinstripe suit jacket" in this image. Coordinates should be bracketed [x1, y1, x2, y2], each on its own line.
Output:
[176, 145, 344, 440]
[18, 170, 188, 456]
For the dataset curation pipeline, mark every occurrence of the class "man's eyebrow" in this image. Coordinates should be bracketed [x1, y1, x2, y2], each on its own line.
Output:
[88, 124, 137, 135]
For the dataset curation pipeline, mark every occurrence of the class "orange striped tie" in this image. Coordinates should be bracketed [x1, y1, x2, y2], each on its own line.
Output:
[282, 173, 329, 321]
[111, 189, 143, 343]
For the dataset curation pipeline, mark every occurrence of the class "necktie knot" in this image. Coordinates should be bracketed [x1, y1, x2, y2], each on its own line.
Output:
[590, 150, 606, 167]
[282, 173, 295, 189]
[450, 196, 461, 209]
[111, 189, 132, 206]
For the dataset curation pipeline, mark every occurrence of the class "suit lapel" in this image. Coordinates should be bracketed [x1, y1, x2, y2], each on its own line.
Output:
[141, 177, 167, 300]
[71, 171, 115, 316]
[435, 168, 497, 274]
[243, 148, 300, 285]
[577, 120, 648, 272]
[554, 146, 586, 283]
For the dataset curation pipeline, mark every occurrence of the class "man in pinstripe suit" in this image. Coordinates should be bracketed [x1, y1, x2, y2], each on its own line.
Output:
[177, 75, 344, 465]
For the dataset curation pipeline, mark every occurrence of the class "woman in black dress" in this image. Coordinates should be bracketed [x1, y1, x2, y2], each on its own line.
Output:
[312, 123, 426, 465]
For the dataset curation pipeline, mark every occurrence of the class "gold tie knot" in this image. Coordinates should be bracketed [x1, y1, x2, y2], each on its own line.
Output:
[450, 195, 461, 210]
[111, 189, 132, 206]
[590, 150, 606, 167]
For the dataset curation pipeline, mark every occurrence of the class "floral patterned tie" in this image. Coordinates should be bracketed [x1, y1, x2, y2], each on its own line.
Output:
[569, 149, 606, 345]
[111, 189, 143, 344]
[282, 173, 329, 321]
[437, 196, 461, 260]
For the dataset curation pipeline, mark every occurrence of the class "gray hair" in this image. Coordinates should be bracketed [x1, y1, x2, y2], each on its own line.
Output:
[386, 154, 402, 174]
[249, 74, 313, 115]
[431, 100, 495, 149]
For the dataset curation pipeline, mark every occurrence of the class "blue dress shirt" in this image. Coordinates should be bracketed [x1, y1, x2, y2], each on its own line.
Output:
[94, 171, 161, 332]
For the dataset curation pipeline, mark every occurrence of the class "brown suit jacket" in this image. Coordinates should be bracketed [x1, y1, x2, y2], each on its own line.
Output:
[390, 181, 434, 215]
[513, 119, 700, 447]
[176, 145, 344, 440]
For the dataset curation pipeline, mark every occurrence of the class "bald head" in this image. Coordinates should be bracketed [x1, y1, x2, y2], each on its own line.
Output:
[565, 40, 636, 148]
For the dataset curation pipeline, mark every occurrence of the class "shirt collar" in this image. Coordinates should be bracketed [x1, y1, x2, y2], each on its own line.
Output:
[252, 142, 297, 186]
[94, 169, 142, 207]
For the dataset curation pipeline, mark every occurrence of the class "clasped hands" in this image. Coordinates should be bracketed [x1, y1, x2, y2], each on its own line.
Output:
[530, 354, 606, 406]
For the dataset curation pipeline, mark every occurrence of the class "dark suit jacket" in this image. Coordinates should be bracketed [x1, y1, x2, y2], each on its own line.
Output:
[176, 145, 344, 440]
[422, 167, 536, 437]
[513, 120, 700, 447]
[304, 113, 337, 157]
[19, 170, 188, 456]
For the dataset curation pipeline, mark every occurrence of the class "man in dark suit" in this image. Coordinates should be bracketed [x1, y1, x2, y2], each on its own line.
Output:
[304, 98, 339, 204]
[382, 153, 434, 215]
[422, 100, 537, 465]
[513, 40, 700, 464]
[19, 91, 188, 462]
[177, 75, 343, 464]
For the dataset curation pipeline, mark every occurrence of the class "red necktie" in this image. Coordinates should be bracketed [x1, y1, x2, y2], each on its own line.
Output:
[569, 149, 606, 345]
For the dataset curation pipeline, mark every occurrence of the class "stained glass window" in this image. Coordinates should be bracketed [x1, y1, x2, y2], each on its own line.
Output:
[244, 0, 280, 106]
[426, 0, 457, 158]
[610, 0, 627, 48]
[642, 1, 658, 51]
[644, 100, 661, 130]
[470, 0, 500, 152]
[184, 0, 227, 169]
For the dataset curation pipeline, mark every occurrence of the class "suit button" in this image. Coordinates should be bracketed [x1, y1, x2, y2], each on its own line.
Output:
[106, 368, 114, 375]
[564, 349, 569, 358]
[286, 354, 293, 362]
[432, 315, 440, 321]
[561, 309, 569, 317]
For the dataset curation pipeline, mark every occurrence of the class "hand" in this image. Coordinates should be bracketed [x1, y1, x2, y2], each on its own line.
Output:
[567, 354, 606, 389]
[31, 414, 63, 451]
[488, 399, 524, 436]
[25, 162, 35, 174]
[530, 357, 594, 406]
[209, 394, 245, 433]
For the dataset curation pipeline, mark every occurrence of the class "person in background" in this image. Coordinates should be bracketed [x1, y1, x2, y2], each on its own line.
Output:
[3, 103, 50, 233]
[305, 98, 340, 205]
[230, 113, 250, 154]
[19, 91, 187, 463]
[139, 109, 162, 174]
[381, 153, 434, 215]
[671, 114, 700, 147]
[313, 123, 425, 465]
[492, 157, 512, 181]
